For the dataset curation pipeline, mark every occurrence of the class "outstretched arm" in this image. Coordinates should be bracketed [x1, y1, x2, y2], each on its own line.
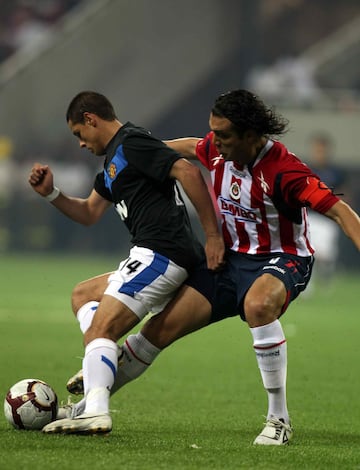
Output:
[169, 158, 224, 270]
[164, 138, 200, 159]
[325, 200, 360, 251]
[28, 163, 111, 225]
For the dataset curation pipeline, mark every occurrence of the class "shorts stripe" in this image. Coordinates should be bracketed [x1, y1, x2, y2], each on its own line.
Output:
[118, 252, 170, 298]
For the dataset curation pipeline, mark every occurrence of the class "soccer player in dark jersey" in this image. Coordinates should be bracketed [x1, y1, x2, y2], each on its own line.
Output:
[28, 91, 225, 434]
[55, 90, 360, 444]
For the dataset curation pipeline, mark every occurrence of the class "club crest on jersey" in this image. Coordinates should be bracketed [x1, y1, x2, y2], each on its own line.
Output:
[108, 163, 117, 179]
[229, 181, 241, 201]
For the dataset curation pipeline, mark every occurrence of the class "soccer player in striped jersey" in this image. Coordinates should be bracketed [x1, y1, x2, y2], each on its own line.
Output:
[163, 90, 359, 444]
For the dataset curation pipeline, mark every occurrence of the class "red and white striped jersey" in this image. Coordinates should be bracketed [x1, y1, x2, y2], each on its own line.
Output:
[196, 132, 339, 256]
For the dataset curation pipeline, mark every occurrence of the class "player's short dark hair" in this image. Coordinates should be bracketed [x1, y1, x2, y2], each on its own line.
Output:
[212, 89, 289, 137]
[66, 91, 117, 124]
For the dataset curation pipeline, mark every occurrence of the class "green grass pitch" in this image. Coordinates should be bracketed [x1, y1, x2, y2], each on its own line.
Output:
[0, 254, 359, 469]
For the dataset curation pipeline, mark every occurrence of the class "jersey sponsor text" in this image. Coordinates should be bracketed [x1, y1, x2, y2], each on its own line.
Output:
[219, 196, 259, 223]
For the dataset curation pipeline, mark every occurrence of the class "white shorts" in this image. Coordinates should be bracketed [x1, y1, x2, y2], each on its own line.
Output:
[104, 246, 188, 320]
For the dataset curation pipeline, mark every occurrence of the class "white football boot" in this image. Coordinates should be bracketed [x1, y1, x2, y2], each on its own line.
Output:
[43, 413, 112, 434]
[253, 417, 293, 445]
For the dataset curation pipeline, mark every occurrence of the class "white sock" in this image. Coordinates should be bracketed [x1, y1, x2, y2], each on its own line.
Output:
[251, 319, 289, 423]
[77, 301, 99, 333]
[73, 397, 86, 416]
[68, 302, 98, 417]
[111, 332, 161, 394]
[71, 333, 161, 417]
[82, 338, 118, 415]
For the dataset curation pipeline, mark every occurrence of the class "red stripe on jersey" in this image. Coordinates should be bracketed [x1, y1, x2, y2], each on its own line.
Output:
[278, 212, 298, 255]
[251, 182, 271, 253]
[221, 218, 236, 248]
[236, 220, 251, 252]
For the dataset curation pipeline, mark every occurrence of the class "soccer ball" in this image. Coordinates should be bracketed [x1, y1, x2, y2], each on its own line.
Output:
[4, 379, 58, 430]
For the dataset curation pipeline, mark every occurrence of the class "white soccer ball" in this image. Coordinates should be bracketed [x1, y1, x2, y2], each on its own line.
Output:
[4, 379, 58, 430]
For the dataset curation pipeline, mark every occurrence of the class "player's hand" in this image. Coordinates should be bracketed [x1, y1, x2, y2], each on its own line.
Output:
[28, 163, 54, 197]
[204, 233, 225, 271]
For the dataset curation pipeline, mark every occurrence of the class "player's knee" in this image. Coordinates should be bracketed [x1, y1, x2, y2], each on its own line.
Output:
[71, 281, 90, 316]
[141, 315, 179, 349]
[244, 294, 278, 326]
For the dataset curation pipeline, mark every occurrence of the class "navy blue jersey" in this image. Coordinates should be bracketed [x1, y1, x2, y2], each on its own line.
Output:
[94, 122, 204, 271]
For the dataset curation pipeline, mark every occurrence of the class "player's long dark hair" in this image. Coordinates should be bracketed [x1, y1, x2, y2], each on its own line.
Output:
[66, 91, 117, 124]
[212, 89, 289, 137]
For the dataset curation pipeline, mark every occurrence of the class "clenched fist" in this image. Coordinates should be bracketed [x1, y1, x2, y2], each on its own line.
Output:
[28, 163, 54, 197]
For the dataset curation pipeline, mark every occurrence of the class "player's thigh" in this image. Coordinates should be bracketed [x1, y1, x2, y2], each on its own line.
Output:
[85, 294, 140, 344]
[141, 285, 211, 349]
[72, 272, 113, 312]
[244, 274, 287, 327]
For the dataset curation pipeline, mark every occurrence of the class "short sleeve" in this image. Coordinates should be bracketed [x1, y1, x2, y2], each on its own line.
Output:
[123, 133, 181, 182]
[94, 171, 112, 201]
[196, 132, 215, 170]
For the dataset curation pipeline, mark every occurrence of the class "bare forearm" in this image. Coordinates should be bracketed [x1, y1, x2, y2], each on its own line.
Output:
[49, 192, 101, 225]
[29, 163, 105, 225]
[167, 158, 225, 268]
[164, 138, 200, 159]
[180, 165, 225, 269]
[326, 200, 360, 251]
[180, 167, 219, 236]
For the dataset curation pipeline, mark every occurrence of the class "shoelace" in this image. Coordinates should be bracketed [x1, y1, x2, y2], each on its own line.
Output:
[265, 417, 292, 431]
[60, 396, 76, 418]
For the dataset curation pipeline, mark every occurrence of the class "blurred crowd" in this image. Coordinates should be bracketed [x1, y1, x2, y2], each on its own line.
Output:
[0, 0, 82, 62]
[0, 0, 359, 262]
